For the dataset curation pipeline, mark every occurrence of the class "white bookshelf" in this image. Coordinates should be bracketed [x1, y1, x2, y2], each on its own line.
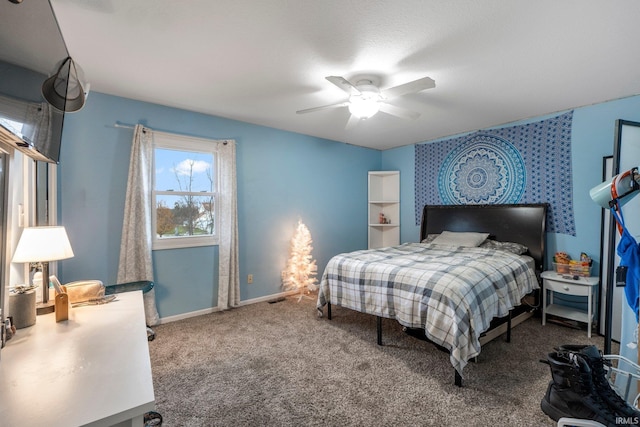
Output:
[368, 171, 400, 249]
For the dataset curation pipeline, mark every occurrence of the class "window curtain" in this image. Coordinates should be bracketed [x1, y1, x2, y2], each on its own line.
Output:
[117, 124, 160, 325]
[217, 140, 239, 309]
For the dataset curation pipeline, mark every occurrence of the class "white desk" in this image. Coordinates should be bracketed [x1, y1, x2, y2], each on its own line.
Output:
[0, 291, 155, 427]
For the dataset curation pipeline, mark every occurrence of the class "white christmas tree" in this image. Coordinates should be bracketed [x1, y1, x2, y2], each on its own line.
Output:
[283, 220, 318, 301]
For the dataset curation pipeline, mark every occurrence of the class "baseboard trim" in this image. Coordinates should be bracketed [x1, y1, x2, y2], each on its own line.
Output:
[158, 306, 221, 324]
[158, 289, 301, 324]
[237, 289, 300, 306]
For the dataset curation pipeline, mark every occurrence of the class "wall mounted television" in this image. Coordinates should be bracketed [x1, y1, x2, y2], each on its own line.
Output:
[0, 0, 69, 164]
[0, 0, 69, 351]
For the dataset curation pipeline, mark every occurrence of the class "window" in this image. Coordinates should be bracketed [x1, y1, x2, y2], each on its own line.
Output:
[152, 132, 218, 250]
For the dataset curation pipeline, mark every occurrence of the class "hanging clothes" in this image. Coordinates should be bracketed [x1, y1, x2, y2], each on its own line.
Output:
[611, 206, 640, 322]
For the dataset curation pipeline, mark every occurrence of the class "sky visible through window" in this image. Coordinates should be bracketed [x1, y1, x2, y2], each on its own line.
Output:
[154, 148, 213, 192]
[154, 147, 216, 239]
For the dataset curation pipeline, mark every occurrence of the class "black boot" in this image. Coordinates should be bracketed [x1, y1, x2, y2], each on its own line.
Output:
[558, 344, 640, 420]
[540, 351, 619, 426]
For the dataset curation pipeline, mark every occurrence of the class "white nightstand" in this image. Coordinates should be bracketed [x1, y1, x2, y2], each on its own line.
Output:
[541, 271, 599, 338]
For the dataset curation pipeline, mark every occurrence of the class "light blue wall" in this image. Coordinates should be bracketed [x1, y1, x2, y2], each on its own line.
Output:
[58, 90, 640, 322]
[382, 95, 640, 272]
[381, 145, 419, 244]
[382, 95, 640, 354]
[58, 92, 381, 318]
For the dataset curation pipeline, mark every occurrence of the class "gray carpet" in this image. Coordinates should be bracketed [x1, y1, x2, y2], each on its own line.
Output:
[148, 294, 609, 426]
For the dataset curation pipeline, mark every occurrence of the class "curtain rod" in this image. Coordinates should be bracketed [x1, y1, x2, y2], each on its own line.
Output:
[113, 122, 136, 130]
[112, 122, 230, 144]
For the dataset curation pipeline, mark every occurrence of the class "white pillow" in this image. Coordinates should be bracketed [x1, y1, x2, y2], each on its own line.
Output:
[431, 231, 489, 247]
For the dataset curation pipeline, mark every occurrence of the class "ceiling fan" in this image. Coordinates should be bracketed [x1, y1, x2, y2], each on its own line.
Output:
[296, 75, 435, 128]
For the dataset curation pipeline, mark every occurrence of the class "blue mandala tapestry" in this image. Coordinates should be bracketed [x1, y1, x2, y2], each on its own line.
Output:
[414, 111, 574, 235]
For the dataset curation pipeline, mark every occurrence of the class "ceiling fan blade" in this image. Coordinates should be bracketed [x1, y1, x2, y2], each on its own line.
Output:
[379, 103, 421, 120]
[345, 113, 361, 130]
[296, 101, 348, 114]
[382, 76, 435, 99]
[326, 76, 361, 95]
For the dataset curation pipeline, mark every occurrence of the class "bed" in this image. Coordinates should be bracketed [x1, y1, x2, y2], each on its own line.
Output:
[316, 203, 547, 386]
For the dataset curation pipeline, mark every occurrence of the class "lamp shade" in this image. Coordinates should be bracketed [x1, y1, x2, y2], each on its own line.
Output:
[12, 226, 74, 263]
[590, 177, 617, 208]
[590, 167, 640, 208]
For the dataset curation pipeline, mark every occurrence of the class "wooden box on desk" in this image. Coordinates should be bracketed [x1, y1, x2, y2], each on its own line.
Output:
[54, 289, 68, 322]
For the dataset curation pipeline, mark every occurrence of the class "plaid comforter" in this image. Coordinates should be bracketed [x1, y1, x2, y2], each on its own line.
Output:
[316, 243, 539, 376]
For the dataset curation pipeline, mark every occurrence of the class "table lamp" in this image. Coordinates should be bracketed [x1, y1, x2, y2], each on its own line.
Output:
[12, 226, 74, 315]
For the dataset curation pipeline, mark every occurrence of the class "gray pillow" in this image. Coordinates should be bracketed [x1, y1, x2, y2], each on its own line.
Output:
[421, 234, 439, 243]
[431, 231, 489, 247]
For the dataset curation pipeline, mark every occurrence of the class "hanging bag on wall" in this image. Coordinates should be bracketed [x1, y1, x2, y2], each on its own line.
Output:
[610, 206, 640, 322]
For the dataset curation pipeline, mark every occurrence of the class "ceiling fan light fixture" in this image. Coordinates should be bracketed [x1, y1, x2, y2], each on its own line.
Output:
[348, 96, 380, 119]
[296, 75, 433, 125]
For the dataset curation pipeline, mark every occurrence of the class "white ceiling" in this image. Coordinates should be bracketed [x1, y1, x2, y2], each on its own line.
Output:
[44, 0, 640, 150]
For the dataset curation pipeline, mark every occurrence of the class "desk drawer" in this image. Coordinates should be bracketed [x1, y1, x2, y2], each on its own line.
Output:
[544, 279, 590, 296]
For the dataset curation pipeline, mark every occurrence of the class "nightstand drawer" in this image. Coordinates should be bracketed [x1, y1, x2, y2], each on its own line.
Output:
[544, 279, 590, 296]
[540, 270, 599, 338]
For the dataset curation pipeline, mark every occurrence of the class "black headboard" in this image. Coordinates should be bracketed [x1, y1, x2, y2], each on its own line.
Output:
[420, 204, 548, 272]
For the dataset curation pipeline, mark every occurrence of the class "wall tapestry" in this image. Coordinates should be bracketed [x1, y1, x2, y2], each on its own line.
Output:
[415, 111, 574, 235]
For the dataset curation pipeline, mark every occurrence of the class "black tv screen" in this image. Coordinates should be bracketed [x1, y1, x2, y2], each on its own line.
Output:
[0, 1, 69, 164]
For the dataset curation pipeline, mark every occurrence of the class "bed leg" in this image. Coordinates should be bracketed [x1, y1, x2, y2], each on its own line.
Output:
[376, 316, 382, 346]
[455, 370, 462, 387]
[327, 303, 332, 320]
[506, 310, 512, 343]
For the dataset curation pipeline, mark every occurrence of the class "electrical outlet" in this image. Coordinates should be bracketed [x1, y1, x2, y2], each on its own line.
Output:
[247, 274, 253, 284]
